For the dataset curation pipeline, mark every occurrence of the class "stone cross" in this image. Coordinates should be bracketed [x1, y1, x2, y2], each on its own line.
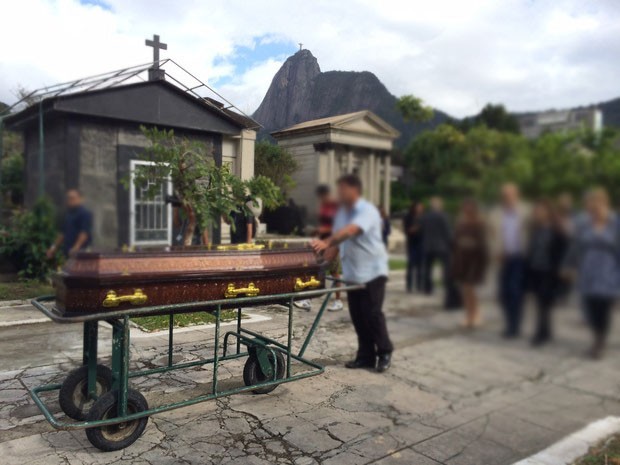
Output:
[145, 34, 167, 68]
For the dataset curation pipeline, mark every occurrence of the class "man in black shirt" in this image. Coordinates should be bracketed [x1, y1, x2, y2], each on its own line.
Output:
[229, 202, 256, 244]
[46, 189, 93, 257]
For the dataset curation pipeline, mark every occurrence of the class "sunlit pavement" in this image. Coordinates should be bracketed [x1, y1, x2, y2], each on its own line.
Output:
[1, 270, 619, 465]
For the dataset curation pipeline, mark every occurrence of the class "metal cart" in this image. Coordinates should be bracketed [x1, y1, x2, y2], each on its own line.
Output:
[29, 280, 361, 451]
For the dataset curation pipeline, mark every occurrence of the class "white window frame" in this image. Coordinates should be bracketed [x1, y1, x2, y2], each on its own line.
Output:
[129, 160, 172, 247]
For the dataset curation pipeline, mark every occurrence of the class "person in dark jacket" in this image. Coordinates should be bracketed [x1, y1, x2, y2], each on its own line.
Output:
[379, 206, 391, 247]
[46, 189, 93, 258]
[420, 197, 452, 300]
[403, 202, 425, 293]
[526, 200, 568, 346]
[451, 199, 488, 328]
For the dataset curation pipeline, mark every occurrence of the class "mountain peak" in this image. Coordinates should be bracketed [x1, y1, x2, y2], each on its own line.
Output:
[253, 51, 448, 145]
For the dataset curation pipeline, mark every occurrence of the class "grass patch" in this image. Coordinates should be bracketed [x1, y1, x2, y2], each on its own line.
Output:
[0, 281, 54, 301]
[132, 310, 243, 332]
[576, 433, 620, 464]
[389, 258, 407, 271]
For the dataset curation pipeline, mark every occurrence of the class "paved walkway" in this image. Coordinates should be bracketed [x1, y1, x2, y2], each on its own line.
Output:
[1, 272, 620, 464]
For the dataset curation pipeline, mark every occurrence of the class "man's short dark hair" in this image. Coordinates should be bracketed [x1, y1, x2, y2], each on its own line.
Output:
[337, 174, 363, 192]
[315, 184, 330, 197]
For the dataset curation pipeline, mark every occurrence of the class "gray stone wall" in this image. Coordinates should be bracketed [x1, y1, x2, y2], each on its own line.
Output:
[79, 122, 118, 249]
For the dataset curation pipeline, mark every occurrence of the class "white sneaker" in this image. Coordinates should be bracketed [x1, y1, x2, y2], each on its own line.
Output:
[294, 299, 312, 311]
[327, 299, 344, 312]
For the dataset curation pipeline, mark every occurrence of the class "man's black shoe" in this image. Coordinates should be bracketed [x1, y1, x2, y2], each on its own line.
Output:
[376, 354, 391, 373]
[345, 359, 376, 369]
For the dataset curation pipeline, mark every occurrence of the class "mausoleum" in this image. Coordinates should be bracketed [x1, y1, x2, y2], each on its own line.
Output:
[3, 48, 257, 248]
[272, 110, 399, 223]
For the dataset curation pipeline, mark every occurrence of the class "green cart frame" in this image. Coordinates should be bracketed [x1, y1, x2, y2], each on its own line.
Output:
[29, 280, 362, 451]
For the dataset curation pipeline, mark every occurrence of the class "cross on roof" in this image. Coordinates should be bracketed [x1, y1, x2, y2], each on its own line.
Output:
[145, 34, 167, 69]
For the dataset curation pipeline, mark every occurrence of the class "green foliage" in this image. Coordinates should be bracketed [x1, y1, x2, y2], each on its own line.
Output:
[1, 130, 24, 206]
[404, 122, 620, 206]
[457, 103, 521, 134]
[0, 198, 59, 280]
[254, 141, 299, 196]
[134, 127, 283, 244]
[396, 95, 434, 123]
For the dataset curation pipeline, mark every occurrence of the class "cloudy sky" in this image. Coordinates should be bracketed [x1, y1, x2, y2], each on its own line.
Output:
[1, 0, 618, 117]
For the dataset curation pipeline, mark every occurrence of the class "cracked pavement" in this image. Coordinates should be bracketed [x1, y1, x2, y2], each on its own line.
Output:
[1, 271, 620, 464]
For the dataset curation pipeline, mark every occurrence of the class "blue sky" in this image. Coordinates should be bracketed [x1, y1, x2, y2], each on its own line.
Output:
[212, 36, 298, 87]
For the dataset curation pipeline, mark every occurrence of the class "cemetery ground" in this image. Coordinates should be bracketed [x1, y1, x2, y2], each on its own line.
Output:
[1, 270, 620, 465]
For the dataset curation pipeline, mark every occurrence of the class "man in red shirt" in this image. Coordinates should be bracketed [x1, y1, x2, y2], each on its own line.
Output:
[295, 185, 344, 311]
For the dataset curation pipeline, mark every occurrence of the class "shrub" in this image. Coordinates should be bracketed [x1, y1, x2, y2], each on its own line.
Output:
[0, 198, 59, 279]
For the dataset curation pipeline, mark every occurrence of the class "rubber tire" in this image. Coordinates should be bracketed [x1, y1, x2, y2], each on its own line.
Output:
[58, 364, 113, 421]
[85, 389, 149, 452]
[243, 350, 286, 394]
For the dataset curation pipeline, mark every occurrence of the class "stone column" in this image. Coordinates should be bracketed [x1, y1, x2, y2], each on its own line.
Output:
[347, 148, 354, 174]
[368, 151, 376, 203]
[327, 146, 336, 187]
[383, 154, 391, 213]
[238, 129, 256, 181]
[375, 155, 383, 206]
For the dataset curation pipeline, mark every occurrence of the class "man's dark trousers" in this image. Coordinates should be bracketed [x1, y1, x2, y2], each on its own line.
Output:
[346, 276, 393, 361]
[499, 255, 526, 336]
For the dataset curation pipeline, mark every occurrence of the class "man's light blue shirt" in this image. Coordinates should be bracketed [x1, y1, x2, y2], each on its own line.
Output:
[333, 198, 389, 284]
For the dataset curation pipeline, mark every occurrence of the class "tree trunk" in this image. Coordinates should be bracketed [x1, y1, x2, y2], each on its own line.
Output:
[182, 204, 196, 246]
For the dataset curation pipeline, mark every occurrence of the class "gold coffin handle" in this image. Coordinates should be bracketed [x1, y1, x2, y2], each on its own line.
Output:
[216, 243, 265, 251]
[294, 276, 321, 292]
[225, 282, 260, 299]
[103, 289, 148, 308]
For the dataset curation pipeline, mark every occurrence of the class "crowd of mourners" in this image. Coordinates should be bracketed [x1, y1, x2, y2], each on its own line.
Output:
[403, 183, 620, 359]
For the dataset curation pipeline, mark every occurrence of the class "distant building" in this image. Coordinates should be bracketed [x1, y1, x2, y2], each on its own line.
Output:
[518, 107, 603, 139]
[272, 110, 399, 224]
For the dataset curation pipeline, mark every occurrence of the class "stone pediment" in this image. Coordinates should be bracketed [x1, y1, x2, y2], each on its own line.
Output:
[272, 110, 400, 140]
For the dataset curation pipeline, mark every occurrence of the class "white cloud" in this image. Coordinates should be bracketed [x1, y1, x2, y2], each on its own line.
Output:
[0, 0, 618, 117]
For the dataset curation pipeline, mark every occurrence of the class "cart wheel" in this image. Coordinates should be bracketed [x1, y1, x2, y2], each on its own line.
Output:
[85, 389, 149, 452]
[243, 350, 286, 394]
[59, 364, 113, 420]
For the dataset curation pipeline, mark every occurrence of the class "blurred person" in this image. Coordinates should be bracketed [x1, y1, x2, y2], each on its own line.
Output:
[563, 188, 620, 359]
[311, 174, 393, 373]
[379, 205, 391, 247]
[420, 197, 452, 301]
[451, 199, 489, 328]
[46, 189, 93, 258]
[490, 183, 529, 338]
[403, 202, 425, 293]
[555, 193, 577, 301]
[228, 201, 255, 244]
[295, 185, 344, 312]
[525, 200, 568, 346]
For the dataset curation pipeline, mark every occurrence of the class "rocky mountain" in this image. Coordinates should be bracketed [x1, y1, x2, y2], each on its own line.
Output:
[252, 50, 449, 147]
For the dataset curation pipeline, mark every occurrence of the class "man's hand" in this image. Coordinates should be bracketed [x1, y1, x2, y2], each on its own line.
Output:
[46, 246, 56, 259]
[310, 239, 329, 255]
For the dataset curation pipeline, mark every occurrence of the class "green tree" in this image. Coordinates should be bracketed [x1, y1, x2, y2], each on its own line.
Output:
[254, 141, 298, 197]
[0, 197, 59, 279]
[133, 127, 283, 245]
[1, 130, 24, 206]
[458, 104, 520, 134]
[396, 95, 434, 123]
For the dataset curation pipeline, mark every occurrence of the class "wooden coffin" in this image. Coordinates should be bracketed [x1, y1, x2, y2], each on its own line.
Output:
[53, 242, 326, 316]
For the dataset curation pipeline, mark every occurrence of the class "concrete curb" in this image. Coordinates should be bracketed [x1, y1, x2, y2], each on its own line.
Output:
[513, 416, 620, 465]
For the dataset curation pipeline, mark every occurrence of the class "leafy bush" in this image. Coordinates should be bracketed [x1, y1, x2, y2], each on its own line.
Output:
[254, 140, 299, 197]
[0, 198, 59, 279]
